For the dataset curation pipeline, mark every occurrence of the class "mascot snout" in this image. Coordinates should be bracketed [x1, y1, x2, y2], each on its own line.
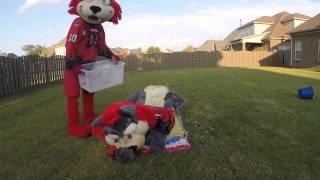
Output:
[90, 6, 102, 14]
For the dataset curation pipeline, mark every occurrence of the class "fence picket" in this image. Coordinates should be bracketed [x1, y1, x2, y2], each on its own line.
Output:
[0, 57, 4, 96]
[3, 59, 10, 96]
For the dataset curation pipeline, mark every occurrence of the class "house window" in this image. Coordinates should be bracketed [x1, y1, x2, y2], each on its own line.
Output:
[295, 40, 302, 61]
[318, 40, 320, 62]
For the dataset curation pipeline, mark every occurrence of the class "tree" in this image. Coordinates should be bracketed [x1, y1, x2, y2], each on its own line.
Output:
[135, 48, 143, 54]
[146, 46, 161, 54]
[22, 44, 48, 56]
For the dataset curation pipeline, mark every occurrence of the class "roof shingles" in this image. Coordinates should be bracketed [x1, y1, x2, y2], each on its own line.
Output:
[289, 13, 320, 34]
[281, 13, 311, 23]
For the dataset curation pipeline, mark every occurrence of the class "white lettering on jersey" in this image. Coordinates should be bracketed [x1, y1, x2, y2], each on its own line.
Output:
[68, 34, 77, 43]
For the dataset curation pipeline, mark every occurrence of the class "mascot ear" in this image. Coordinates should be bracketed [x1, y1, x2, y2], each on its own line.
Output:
[91, 115, 102, 128]
[119, 106, 136, 119]
[110, 0, 122, 24]
[68, 0, 81, 15]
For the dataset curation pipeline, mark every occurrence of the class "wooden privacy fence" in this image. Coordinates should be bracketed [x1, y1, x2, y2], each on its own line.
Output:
[123, 51, 287, 71]
[0, 56, 65, 97]
[0, 51, 289, 97]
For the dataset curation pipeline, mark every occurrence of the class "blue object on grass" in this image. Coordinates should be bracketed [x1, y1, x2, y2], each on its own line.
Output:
[298, 87, 314, 99]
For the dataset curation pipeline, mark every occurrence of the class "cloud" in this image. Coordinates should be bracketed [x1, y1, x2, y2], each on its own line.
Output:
[104, 0, 320, 51]
[18, 0, 62, 14]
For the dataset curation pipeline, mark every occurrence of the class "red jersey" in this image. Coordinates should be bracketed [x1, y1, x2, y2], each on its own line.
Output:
[65, 17, 112, 61]
[100, 101, 175, 130]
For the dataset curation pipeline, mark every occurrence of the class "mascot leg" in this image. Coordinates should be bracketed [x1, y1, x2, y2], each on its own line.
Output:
[82, 90, 97, 124]
[82, 90, 104, 139]
[64, 70, 91, 138]
[66, 96, 91, 138]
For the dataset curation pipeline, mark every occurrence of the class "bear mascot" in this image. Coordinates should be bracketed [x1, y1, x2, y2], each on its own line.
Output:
[64, 0, 122, 138]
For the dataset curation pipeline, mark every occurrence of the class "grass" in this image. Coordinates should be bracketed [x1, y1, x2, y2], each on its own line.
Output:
[0, 67, 320, 180]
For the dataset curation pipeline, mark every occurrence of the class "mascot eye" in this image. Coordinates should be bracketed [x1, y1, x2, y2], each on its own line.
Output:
[128, 134, 132, 139]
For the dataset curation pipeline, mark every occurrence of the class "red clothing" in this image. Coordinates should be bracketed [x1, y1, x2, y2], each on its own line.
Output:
[101, 102, 174, 128]
[92, 101, 175, 140]
[64, 17, 114, 97]
[64, 17, 112, 137]
[64, 17, 121, 138]
[64, 0, 122, 139]
[65, 17, 111, 61]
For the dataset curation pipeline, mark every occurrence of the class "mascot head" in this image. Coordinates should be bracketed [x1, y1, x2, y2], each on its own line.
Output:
[68, 0, 122, 24]
[92, 106, 150, 151]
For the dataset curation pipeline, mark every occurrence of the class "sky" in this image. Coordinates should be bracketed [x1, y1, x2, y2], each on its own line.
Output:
[0, 0, 319, 55]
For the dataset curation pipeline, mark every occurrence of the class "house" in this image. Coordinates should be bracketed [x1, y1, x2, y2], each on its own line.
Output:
[196, 40, 226, 52]
[223, 29, 239, 50]
[7, 53, 19, 58]
[289, 13, 320, 67]
[48, 38, 130, 57]
[182, 45, 196, 52]
[130, 48, 144, 55]
[227, 11, 310, 51]
[47, 38, 66, 56]
[111, 47, 130, 57]
[163, 49, 174, 53]
[182, 40, 226, 53]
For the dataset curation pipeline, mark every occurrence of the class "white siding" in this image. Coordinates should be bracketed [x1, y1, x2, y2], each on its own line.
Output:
[238, 23, 271, 39]
[239, 24, 255, 38]
[283, 19, 308, 30]
[253, 24, 271, 34]
[242, 34, 266, 43]
[294, 19, 307, 28]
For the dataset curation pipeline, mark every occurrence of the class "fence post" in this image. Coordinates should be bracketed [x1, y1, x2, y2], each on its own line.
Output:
[44, 57, 50, 83]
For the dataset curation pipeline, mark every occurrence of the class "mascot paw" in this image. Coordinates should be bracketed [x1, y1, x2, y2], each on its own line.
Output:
[112, 55, 121, 62]
[145, 129, 166, 154]
[68, 125, 92, 138]
[72, 65, 83, 75]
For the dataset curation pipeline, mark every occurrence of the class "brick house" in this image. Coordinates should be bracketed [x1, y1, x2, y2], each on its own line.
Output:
[111, 47, 130, 57]
[289, 14, 320, 67]
[196, 40, 227, 52]
[226, 12, 310, 51]
[47, 38, 66, 57]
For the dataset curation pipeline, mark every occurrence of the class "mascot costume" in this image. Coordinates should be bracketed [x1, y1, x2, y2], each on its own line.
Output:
[91, 101, 176, 163]
[64, 0, 122, 138]
[90, 87, 190, 163]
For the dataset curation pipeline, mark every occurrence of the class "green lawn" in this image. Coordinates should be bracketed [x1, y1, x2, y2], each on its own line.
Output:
[1, 67, 320, 180]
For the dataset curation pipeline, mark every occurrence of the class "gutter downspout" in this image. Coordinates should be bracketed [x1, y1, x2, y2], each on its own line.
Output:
[290, 35, 293, 67]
